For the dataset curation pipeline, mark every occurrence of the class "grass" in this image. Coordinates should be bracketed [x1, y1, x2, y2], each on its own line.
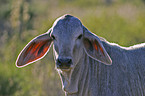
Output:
[0, 0, 145, 95]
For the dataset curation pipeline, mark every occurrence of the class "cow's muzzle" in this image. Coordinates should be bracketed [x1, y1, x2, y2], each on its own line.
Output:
[56, 57, 73, 70]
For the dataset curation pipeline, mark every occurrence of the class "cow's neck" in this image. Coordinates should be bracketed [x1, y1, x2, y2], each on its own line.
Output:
[58, 52, 90, 95]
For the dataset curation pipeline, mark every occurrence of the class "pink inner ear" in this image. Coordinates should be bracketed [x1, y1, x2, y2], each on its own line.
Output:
[24, 40, 51, 64]
[93, 40, 105, 56]
[99, 45, 105, 56]
[93, 41, 98, 51]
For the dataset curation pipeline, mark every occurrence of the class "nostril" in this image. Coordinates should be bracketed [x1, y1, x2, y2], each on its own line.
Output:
[67, 59, 72, 65]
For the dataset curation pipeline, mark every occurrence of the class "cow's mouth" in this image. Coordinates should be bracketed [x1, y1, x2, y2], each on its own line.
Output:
[56, 64, 73, 72]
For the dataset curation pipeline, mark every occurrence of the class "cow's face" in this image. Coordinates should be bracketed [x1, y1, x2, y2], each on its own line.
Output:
[50, 15, 84, 71]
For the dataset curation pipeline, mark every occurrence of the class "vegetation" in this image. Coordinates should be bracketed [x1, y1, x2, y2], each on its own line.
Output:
[0, 0, 145, 95]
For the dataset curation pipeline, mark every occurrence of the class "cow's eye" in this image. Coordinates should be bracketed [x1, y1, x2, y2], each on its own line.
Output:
[51, 35, 55, 40]
[77, 34, 82, 39]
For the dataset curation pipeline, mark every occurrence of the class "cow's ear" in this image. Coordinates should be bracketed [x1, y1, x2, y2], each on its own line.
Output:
[16, 29, 53, 68]
[83, 26, 112, 65]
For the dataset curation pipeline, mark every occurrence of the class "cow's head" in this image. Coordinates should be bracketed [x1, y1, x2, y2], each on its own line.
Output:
[16, 14, 112, 71]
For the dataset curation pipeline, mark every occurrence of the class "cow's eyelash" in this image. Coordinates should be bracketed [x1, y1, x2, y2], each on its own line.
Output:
[77, 34, 82, 39]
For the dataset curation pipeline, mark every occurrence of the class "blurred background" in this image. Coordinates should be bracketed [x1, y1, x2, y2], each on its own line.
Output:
[0, 0, 145, 96]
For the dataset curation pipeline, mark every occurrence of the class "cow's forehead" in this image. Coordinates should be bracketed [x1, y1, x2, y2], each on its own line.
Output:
[52, 15, 83, 36]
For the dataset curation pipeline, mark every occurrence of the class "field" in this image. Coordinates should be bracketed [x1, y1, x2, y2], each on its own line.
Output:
[0, 0, 145, 96]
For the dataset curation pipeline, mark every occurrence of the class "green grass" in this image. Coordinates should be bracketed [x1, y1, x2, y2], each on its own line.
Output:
[0, 0, 145, 95]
